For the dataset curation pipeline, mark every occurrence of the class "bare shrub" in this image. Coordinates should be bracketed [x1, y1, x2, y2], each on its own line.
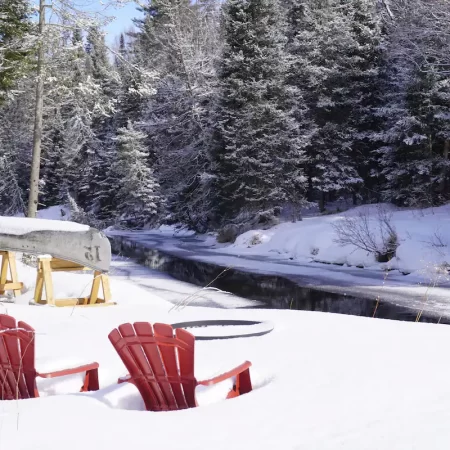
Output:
[217, 209, 280, 244]
[424, 230, 449, 256]
[249, 233, 262, 246]
[332, 206, 399, 262]
[217, 224, 239, 243]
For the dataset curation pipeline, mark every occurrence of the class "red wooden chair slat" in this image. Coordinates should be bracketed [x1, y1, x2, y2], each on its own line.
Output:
[0, 314, 33, 399]
[0, 315, 18, 398]
[17, 321, 38, 396]
[175, 328, 197, 408]
[117, 323, 166, 411]
[109, 326, 161, 411]
[8, 325, 34, 398]
[153, 323, 189, 410]
[0, 333, 18, 399]
[0, 314, 100, 400]
[109, 322, 253, 412]
[134, 322, 179, 411]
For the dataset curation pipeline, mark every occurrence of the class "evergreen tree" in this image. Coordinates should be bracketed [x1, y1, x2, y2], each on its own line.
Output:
[73, 27, 119, 217]
[214, 0, 307, 224]
[39, 28, 98, 209]
[344, 0, 385, 204]
[41, 116, 67, 205]
[0, 155, 25, 214]
[133, 0, 219, 231]
[285, 0, 383, 211]
[375, 0, 450, 207]
[0, 75, 35, 214]
[110, 122, 161, 226]
[0, 0, 32, 99]
[2, 0, 450, 229]
[377, 65, 450, 206]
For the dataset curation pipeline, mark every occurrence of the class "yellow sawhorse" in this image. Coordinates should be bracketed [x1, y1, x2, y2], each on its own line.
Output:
[34, 256, 114, 307]
[0, 251, 23, 297]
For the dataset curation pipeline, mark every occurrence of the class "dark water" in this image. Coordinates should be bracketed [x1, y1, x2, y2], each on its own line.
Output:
[109, 236, 450, 326]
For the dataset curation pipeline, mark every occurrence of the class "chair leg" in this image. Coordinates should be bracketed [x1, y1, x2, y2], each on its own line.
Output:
[81, 368, 100, 392]
[226, 367, 252, 399]
[236, 367, 252, 395]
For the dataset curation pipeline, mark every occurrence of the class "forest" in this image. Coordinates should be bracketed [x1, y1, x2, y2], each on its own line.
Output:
[0, 0, 449, 236]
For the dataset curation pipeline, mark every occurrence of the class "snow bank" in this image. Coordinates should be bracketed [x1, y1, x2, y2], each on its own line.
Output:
[36, 205, 71, 221]
[2, 255, 450, 449]
[157, 224, 196, 236]
[221, 204, 450, 276]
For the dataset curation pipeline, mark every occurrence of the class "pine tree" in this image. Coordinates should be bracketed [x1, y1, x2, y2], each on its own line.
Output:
[341, 0, 385, 204]
[110, 122, 161, 226]
[133, 0, 219, 231]
[285, 0, 383, 211]
[41, 116, 67, 205]
[0, 155, 25, 214]
[374, 0, 450, 207]
[377, 65, 450, 206]
[214, 0, 307, 224]
[39, 28, 98, 209]
[73, 27, 120, 217]
[0, 0, 32, 100]
[0, 75, 35, 214]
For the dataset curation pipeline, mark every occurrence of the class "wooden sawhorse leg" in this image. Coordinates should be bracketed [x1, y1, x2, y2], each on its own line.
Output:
[34, 257, 54, 305]
[0, 251, 23, 297]
[88, 271, 112, 305]
[34, 256, 114, 307]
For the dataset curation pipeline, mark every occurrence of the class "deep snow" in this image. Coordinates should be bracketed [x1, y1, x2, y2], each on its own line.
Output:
[2, 255, 450, 450]
[1, 204, 450, 449]
[225, 204, 450, 276]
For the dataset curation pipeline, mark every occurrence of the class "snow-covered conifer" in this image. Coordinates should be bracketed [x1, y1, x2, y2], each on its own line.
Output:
[110, 122, 161, 226]
[214, 0, 307, 224]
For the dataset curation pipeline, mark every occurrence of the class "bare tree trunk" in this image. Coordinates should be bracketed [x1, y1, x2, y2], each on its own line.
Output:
[438, 139, 450, 195]
[319, 191, 325, 212]
[27, 0, 46, 218]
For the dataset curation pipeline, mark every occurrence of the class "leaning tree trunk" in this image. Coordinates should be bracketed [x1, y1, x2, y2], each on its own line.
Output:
[27, 0, 45, 218]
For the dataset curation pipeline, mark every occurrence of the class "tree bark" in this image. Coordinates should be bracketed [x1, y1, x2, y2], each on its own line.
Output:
[27, 0, 46, 218]
[438, 139, 450, 195]
[319, 191, 325, 212]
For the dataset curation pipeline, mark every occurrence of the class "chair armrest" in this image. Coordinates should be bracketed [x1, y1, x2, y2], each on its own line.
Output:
[198, 361, 252, 386]
[37, 362, 99, 379]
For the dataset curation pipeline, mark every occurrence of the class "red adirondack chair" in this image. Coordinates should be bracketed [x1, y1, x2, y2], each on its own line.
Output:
[0, 314, 100, 400]
[109, 322, 252, 411]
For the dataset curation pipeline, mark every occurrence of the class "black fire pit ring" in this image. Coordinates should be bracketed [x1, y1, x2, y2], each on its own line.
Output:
[170, 319, 274, 340]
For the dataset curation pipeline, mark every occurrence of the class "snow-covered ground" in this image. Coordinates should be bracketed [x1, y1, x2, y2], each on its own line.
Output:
[154, 204, 450, 277]
[2, 255, 450, 450]
[223, 204, 450, 275]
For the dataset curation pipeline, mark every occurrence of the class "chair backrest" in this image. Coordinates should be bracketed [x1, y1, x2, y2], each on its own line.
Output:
[108, 322, 197, 411]
[0, 314, 37, 400]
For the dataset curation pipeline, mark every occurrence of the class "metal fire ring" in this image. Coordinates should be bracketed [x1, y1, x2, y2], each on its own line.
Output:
[170, 319, 274, 341]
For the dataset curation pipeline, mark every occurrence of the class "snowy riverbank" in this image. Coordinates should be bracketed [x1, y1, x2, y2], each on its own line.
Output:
[152, 203, 450, 278]
[107, 204, 450, 316]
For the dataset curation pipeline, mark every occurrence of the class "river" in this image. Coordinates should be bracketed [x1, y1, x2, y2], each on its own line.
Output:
[109, 234, 450, 325]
